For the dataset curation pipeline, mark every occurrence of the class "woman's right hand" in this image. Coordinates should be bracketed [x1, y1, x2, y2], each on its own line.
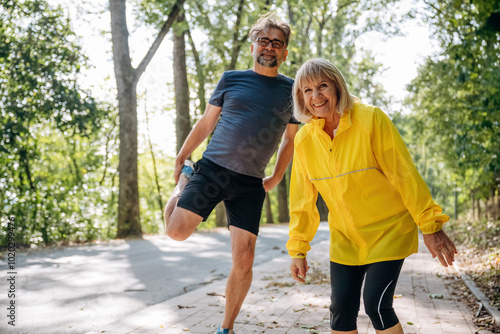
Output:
[290, 257, 310, 283]
[423, 229, 457, 267]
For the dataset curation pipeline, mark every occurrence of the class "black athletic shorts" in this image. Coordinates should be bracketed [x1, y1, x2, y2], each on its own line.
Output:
[177, 157, 266, 235]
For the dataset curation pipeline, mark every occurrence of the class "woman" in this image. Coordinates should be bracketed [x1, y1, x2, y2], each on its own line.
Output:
[287, 58, 457, 334]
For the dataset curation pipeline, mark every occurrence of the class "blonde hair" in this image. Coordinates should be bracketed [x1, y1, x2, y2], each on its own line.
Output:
[293, 58, 354, 123]
[249, 12, 291, 47]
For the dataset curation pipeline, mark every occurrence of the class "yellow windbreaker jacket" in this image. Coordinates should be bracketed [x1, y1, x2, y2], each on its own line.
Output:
[286, 102, 449, 265]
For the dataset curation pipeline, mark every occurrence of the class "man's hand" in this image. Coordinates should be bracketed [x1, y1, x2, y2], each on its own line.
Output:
[263, 175, 281, 192]
[174, 158, 185, 184]
[423, 230, 457, 267]
[290, 257, 310, 283]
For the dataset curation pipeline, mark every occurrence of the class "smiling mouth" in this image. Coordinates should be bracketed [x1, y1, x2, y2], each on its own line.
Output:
[313, 101, 327, 107]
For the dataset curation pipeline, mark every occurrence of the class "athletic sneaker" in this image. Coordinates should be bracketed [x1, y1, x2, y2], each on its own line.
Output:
[215, 326, 235, 334]
[180, 160, 195, 179]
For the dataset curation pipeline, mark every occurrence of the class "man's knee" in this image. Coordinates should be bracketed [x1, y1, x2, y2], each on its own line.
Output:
[232, 248, 255, 272]
[165, 209, 201, 241]
[166, 226, 190, 241]
[240, 251, 255, 268]
[165, 217, 189, 241]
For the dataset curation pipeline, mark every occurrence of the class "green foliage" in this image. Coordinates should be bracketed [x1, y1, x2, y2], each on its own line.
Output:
[0, 0, 458, 245]
[405, 0, 500, 204]
[138, 148, 172, 234]
[392, 112, 457, 215]
[0, 0, 115, 247]
[283, 0, 399, 107]
[138, 0, 400, 117]
[448, 219, 500, 250]
[134, 0, 406, 231]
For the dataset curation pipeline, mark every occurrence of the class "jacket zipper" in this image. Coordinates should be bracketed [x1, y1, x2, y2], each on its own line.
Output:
[325, 126, 367, 262]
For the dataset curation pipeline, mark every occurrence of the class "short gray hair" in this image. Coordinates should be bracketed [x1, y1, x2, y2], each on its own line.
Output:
[249, 12, 291, 47]
[293, 58, 354, 123]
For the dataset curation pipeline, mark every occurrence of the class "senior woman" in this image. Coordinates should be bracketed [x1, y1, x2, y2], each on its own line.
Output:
[286, 58, 457, 334]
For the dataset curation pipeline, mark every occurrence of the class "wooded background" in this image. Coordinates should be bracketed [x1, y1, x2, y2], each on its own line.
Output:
[1, 0, 498, 247]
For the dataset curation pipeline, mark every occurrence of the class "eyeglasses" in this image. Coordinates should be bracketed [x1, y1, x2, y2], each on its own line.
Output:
[256, 37, 285, 49]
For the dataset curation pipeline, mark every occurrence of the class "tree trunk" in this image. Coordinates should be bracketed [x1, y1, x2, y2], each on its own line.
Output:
[144, 95, 164, 214]
[110, 0, 184, 238]
[110, 0, 141, 237]
[265, 193, 274, 225]
[227, 0, 246, 71]
[454, 188, 458, 220]
[317, 21, 325, 57]
[477, 197, 482, 221]
[117, 79, 141, 237]
[174, 12, 191, 153]
[277, 174, 289, 222]
[471, 190, 475, 221]
[490, 188, 496, 220]
[100, 115, 118, 185]
[186, 28, 206, 115]
[496, 186, 499, 220]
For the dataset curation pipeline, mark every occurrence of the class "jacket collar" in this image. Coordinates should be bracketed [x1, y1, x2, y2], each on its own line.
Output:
[309, 107, 353, 135]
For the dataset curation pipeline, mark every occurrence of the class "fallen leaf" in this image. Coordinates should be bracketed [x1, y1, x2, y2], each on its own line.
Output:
[206, 292, 224, 297]
[177, 305, 196, 309]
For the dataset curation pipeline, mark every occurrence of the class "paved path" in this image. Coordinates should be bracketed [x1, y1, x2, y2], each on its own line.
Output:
[0, 224, 328, 334]
[87, 235, 492, 334]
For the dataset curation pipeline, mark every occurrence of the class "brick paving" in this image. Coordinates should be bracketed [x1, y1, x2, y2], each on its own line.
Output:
[87, 235, 492, 334]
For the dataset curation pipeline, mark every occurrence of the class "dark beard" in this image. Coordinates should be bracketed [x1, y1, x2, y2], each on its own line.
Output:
[257, 55, 278, 68]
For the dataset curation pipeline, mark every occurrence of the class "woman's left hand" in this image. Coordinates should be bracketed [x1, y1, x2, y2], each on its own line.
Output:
[290, 257, 310, 283]
[423, 230, 457, 267]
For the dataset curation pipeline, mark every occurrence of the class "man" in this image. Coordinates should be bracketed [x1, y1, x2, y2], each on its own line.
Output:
[163, 13, 299, 334]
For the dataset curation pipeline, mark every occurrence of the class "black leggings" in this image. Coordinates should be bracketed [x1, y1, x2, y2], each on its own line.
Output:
[329, 259, 404, 331]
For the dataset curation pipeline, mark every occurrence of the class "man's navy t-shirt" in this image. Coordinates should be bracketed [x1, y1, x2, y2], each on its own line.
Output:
[203, 69, 299, 178]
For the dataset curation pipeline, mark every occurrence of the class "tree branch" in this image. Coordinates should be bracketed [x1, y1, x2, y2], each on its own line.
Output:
[186, 26, 207, 115]
[134, 0, 185, 83]
[337, 0, 358, 11]
[100, 114, 118, 186]
[228, 0, 246, 70]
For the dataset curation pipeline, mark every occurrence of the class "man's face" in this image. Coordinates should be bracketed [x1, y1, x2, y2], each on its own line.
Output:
[251, 28, 288, 68]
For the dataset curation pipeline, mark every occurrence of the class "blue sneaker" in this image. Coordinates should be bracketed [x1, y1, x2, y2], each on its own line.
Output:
[180, 160, 195, 179]
[215, 326, 235, 334]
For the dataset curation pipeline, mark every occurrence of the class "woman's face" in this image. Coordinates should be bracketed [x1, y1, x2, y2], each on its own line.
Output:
[302, 79, 338, 121]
